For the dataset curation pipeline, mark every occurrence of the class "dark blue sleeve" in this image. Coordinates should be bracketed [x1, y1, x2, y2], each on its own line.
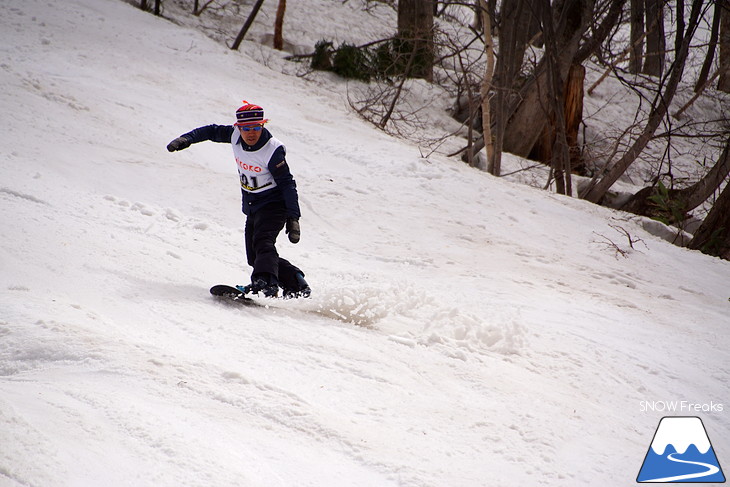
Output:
[180, 124, 235, 144]
[268, 146, 301, 219]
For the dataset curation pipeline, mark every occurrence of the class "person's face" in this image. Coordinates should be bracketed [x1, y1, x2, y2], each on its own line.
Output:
[239, 124, 264, 145]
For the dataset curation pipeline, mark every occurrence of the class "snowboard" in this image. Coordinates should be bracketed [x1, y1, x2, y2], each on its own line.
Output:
[209, 284, 256, 305]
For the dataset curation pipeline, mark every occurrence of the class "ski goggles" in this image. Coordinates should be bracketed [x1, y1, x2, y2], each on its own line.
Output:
[238, 124, 263, 132]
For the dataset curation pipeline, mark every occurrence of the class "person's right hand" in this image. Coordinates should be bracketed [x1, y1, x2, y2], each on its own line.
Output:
[167, 137, 191, 152]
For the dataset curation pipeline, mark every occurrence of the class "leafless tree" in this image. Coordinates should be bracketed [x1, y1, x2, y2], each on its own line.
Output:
[501, 0, 595, 159]
[231, 0, 265, 51]
[719, 0, 730, 92]
[397, 0, 435, 81]
[274, 0, 286, 51]
[488, 0, 535, 176]
[621, 136, 730, 223]
[687, 142, 730, 260]
[139, 0, 162, 15]
[461, 0, 625, 174]
[580, 0, 707, 203]
[193, 0, 216, 16]
[629, 0, 644, 72]
[535, 0, 573, 194]
[695, 0, 721, 91]
[479, 0, 495, 171]
[642, 0, 665, 77]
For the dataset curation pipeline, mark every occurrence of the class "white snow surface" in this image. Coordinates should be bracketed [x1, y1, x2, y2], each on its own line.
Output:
[1, 0, 729, 486]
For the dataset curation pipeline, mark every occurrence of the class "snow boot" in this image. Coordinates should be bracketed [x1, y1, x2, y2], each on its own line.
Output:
[240, 276, 279, 298]
[283, 272, 311, 299]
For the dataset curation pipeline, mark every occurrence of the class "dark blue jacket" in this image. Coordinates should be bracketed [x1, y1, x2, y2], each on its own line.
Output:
[181, 124, 301, 218]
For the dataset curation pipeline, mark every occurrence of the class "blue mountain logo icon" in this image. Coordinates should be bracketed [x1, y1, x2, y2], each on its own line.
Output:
[637, 416, 725, 483]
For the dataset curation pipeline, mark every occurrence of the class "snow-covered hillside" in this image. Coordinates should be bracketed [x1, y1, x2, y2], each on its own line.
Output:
[1, 0, 728, 486]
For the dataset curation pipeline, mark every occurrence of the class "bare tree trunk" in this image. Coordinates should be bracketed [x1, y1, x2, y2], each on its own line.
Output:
[533, 63, 585, 173]
[679, 139, 730, 211]
[621, 135, 730, 219]
[231, 0, 266, 51]
[629, 0, 644, 73]
[674, 0, 685, 55]
[695, 0, 721, 91]
[575, 0, 626, 64]
[274, 0, 286, 50]
[465, 92, 475, 167]
[688, 177, 730, 260]
[487, 0, 533, 175]
[564, 64, 585, 174]
[719, 0, 730, 92]
[502, 0, 594, 158]
[480, 0, 496, 172]
[397, 0, 435, 81]
[642, 0, 665, 77]
[455, 48, 476, 166]
[194, 0, 215, 16]
[580, 0, 705, 204]
[537, 0, 572, 195]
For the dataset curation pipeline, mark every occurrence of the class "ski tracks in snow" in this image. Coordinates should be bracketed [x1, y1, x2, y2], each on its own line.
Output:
[0, 182, 532, 486]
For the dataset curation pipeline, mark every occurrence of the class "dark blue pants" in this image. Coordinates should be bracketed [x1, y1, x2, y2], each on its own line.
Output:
[244, 202, 303, 289]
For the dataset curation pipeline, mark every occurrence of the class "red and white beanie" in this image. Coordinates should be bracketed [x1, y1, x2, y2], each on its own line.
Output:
[235, 101, 269, 127]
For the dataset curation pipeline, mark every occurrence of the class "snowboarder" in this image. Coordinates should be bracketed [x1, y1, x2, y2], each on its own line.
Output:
[166, 101, 310, 298]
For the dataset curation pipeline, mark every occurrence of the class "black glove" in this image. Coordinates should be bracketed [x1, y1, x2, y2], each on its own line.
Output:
[286, 218, 300, 244]
[167, 136, 191, 152]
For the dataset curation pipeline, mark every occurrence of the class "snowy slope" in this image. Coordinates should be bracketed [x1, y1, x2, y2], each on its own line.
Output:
[1, 0, 729, 486]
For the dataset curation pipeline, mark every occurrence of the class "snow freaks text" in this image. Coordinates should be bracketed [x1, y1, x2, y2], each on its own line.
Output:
[639, 400, 724, 413]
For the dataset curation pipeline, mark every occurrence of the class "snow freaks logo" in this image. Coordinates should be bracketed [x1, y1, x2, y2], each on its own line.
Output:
[637, 416, 726, 483]
[640, 400, 724, 413]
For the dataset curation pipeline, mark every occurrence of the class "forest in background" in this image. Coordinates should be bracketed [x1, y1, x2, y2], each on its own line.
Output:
[137, 0, 730, 260]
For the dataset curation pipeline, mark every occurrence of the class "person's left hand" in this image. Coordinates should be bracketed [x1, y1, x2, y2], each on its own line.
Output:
[286, 218, 300, 244]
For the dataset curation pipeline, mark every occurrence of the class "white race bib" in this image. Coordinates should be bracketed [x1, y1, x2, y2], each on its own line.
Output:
[230, 132, 284, 193]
